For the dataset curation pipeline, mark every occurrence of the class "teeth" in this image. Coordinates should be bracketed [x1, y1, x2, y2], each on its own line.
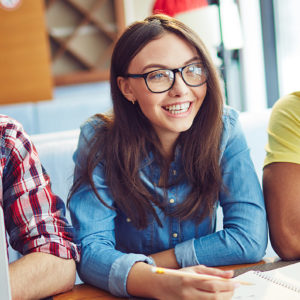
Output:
[165, 102, 190, 114]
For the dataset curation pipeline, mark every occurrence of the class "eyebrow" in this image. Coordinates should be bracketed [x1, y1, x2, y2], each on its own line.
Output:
[141, 56, 201, 73]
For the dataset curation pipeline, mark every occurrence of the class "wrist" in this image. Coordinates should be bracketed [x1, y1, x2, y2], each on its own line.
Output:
[148, 255, 157, 266]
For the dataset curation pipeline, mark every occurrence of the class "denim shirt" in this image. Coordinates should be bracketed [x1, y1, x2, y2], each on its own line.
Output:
[69, 106, 268, 297]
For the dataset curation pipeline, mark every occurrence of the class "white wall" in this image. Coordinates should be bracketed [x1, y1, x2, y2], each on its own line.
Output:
[273, 0, 300, 96]
[238, 0, 267, 112]
[123, 1, 222, 68]
[123, 0, 154, 25]
[122, 0, 268, 113]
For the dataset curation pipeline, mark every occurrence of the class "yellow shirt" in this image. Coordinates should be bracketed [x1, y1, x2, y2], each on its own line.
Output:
[264, 91, 300, 167]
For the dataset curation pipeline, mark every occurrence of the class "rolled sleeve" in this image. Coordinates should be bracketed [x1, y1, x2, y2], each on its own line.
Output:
[26, 210, 80, 262]
[174, 239, 199, 267]
[1, 116, 79, 261]
[109, 254, 155, 297]
[8, 187, 80, 261]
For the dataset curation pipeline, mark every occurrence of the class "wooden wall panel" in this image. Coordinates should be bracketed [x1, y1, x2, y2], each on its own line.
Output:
[45, 0, 126, 86]
[0, 0, 53, 104]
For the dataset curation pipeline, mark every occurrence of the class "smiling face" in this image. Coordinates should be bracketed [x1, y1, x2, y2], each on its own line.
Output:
[118, 32, 207, 154]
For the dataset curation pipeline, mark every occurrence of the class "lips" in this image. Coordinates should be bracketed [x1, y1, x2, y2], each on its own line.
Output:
[163, 102, 191, 114]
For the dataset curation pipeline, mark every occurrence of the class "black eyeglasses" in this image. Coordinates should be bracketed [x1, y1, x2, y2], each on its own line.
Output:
[125, 62, 207, 93]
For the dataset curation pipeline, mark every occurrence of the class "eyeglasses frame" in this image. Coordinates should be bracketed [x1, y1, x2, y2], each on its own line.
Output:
[124, 62, 207, 93]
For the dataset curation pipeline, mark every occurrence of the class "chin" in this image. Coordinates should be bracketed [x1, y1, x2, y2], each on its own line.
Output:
[176, 125, 193, 134]
[181, 121, 194, 131]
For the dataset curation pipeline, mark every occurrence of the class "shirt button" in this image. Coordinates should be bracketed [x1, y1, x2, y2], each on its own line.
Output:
[172, 233, 178, 238]
[169, 198, 175, 204]
[126, 218, 131, 222]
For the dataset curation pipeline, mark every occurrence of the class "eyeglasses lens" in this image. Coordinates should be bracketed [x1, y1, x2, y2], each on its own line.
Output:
[146, 64, 206, 93]
[146, 70, 174, 93]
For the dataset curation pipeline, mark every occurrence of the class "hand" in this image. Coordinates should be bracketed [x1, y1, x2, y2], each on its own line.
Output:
[157, 265, 236, 300]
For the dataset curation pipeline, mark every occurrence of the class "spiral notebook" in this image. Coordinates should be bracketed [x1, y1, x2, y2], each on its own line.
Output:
[233, 262, 300, 299]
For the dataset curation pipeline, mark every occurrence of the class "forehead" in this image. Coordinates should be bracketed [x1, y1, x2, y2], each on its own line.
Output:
[128, 33, 199, 72]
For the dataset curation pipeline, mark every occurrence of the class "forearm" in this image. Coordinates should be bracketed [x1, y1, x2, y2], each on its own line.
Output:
[9, 252, 76, 300]
[193, 226, 267, 267]
[153, 227, 267, 269]
[150, 248, 180, 268]
[127, 262, 236, 299]
[127, 262, 164, 298]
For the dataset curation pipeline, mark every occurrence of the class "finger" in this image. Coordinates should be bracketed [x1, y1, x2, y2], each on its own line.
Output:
[179, 282, 235, 300]
[196, 279, 237, 293]
[192, 265, 234, 279]
[197, 289, 235, 300]
[206, 268, 234, 279]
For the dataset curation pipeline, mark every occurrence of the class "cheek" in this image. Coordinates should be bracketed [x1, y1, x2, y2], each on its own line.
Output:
[131, 84, 152, 102]
[199, 85, 207, 99]
[137, 95, 163, 122]
[194, 85, 207, 106]
[134, 87, 161, 108]
[138, 97, 158, 114]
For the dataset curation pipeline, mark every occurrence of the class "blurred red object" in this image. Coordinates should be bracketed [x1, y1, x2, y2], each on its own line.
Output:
[153, 0, 208, 17]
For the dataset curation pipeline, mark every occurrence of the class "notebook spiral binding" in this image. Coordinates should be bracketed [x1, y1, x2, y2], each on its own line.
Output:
[253, 271, 300, 293]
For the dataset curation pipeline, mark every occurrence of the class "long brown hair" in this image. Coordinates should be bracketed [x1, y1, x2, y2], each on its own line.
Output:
[68, 14, 224, 229]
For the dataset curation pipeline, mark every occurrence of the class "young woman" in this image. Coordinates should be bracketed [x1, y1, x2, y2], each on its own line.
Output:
[68, 14, 267, 299]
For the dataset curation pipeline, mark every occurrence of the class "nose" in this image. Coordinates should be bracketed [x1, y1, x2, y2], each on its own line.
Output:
[168, 71, 189, 97]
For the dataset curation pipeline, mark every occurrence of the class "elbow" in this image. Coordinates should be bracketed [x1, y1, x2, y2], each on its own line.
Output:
[62, 279, 75, 294]
[269, 222, 300, 260]
[235, 231, 267, 264]
[77, 261, 89, 284]
[276, 249, 300, 261]
[242, 243, 266, 263]
[76, 247, 93, 284]
[227, 241, 266, 265]
[270, 237, 300, 261]
[61, 259, 76, 292]
[246, 232, 268, 262]
[76, 248, 106, 290]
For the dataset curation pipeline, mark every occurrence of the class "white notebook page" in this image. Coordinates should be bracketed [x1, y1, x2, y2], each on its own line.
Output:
[233, 262, 300, 300]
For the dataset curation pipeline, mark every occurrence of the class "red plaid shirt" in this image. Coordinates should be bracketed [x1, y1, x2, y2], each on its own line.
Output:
[0, 115, 79, 261]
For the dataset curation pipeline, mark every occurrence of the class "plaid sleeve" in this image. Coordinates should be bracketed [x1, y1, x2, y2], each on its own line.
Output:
[1, 116, 80, 261]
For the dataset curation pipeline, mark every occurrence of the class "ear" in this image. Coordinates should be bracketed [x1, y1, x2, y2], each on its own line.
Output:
[117, 76, 135, 103]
